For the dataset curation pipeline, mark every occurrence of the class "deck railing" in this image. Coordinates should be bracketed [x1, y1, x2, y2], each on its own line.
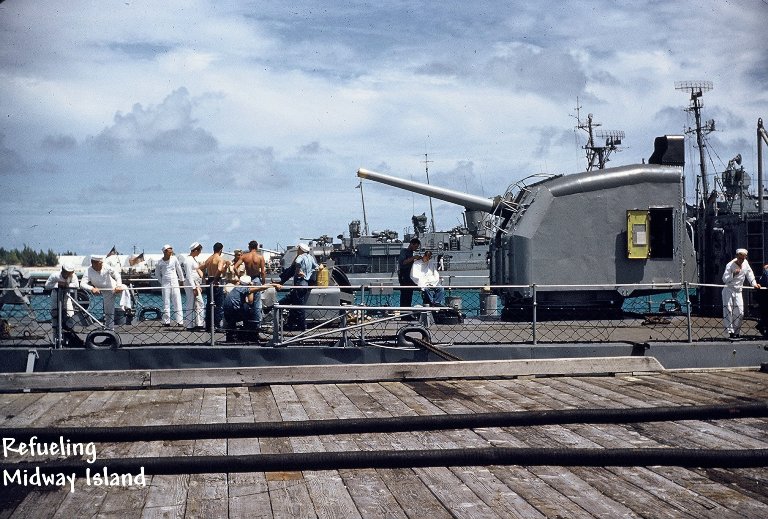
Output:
[0, 282, 764, 348]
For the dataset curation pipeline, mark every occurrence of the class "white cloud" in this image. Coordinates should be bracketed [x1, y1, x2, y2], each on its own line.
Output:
[92, 88, 218, 156]
[0, 0, 766, 253]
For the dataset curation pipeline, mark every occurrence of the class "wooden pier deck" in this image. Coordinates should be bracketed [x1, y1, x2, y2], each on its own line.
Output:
[0, 362, 766, 518]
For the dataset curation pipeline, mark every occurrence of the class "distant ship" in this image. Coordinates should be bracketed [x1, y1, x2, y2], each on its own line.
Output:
[295, 152, 493, 287]
[325, 213, 491, 286]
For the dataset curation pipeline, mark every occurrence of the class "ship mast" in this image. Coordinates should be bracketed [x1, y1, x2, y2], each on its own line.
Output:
[676, 80, 714, 290]
[758, 118, 768, 213]
[422, 153, 436, 232]
[574, 101, 624, 171]
[675, 80, 714, 201]
[355, 181, 370, 236]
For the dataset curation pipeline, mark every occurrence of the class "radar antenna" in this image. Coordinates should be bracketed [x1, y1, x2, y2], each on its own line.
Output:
[675, 80, 714, 198]
[573, 102, 624, 170]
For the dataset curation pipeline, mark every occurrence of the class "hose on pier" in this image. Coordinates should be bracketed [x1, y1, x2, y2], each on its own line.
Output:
[5, 447, 768, 477]
[4, 402, 766, 443]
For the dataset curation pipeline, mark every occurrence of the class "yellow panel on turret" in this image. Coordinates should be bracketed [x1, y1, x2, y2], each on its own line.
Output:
[627, 210, 650, 259]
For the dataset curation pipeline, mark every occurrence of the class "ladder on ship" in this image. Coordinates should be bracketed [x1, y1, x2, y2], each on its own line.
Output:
[746, 213, 766, 269]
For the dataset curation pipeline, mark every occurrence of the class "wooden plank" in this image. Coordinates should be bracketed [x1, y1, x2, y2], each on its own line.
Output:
[427, 379, 676, 518]
[130, 387, 207, 519]
[149, 357, 664, 388]
[226, 387, 273, 519]
[0, 370, 150, 391]
[385, 381, 593, 519]
[525, 375, 768, 518]
[51, 390, 152, 519]
[247, 386, 316, 519]
[271, 384, 362, 519]
[99, 388, 182, 519]
[293, 384, 407, 519]
[0, 357, 664, 391]
[445, 380, 648, 519]
[0, 392, 44, 424]
[502, 381, 735, 518]
[4, 390, 88, 427]
[666, 371, 768, 400]
[0, 391, 96, 518]
[182, 387, 228, 519]
[581, 375, 768, 449]
[354, 382, 542, 518]
[312, 383, 452, 519]
[249, 385, 293, 456]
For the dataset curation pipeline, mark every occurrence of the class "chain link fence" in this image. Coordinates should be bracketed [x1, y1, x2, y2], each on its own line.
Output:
[1, 282, 764, 348]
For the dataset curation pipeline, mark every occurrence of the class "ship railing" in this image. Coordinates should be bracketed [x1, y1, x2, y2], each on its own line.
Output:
[1, 281, 765, 348]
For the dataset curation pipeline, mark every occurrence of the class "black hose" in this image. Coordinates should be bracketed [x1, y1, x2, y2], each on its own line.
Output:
[6, 448, 767, 477]
[3, 402, 766, 443]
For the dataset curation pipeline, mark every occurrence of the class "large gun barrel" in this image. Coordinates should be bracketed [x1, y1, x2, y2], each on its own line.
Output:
[357, 168, 498, 213]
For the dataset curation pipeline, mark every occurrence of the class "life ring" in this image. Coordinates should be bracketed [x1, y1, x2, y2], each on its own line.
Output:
[139, 307, 162, 321]
[84, 330, 122, 350]
[659, 299, 682, 314]
[396, 325, 432, 348]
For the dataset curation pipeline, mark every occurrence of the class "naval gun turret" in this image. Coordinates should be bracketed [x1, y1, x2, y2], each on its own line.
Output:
[357, 168, 499, 241]
[358, 135, 698, 319]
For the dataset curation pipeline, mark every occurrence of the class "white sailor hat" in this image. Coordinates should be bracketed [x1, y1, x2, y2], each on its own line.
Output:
[297, 243, 310, 252]
[162, 244, 173, 251]
[90, 254, 104, 262]
[61, 263, 76, 272]
[239, 274, 252, 284]
[190, 241, 202, 251]
[736, 248, 749, 256]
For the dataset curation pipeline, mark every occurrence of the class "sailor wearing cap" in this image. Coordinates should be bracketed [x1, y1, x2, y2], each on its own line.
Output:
[155, 244, 186, 326]
[81, 254, 124, 330]
[183, 242, 205, 330]
[281, 243, 318, 331]
[44, 263, 80, 330]
[222, 274, 282, 342]
[722, 248, 761, 339]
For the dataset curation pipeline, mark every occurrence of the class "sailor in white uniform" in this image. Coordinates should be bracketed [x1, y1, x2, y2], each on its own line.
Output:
[44, 263, 80, 322]
[410, 250, 446, 306]
[80, 254, 123, 330]
[183, 242, 205, 330]
[722, 248, 761, 339]
[155, 244, 185, 326]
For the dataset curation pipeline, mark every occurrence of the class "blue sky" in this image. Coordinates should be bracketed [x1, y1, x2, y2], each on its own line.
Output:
[1, 0, 766, 256]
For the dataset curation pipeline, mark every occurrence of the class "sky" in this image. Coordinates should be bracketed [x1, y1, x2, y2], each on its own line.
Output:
[1, 0, 766, 257]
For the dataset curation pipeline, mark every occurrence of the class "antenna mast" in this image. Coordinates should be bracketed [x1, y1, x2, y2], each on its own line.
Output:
[423, 153, 436, 232]
[574, 102, 624, 170]
[675, 80, 714, 199]
[356, 181, 369, 236]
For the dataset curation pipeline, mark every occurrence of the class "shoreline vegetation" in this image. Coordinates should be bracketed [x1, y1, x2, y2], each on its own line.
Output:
[0, 246, 73, 267]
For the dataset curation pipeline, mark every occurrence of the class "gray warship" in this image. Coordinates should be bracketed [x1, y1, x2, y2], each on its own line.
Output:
[357, 82, 768, 320]
[326, 214, 490, 285]
[331, 109, 629, 286]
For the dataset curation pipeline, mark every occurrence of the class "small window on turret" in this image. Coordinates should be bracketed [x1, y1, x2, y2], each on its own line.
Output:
[649, 208, 674, 258]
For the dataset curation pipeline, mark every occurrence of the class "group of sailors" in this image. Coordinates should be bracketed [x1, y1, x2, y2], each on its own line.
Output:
[45, 240, 320, 339]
